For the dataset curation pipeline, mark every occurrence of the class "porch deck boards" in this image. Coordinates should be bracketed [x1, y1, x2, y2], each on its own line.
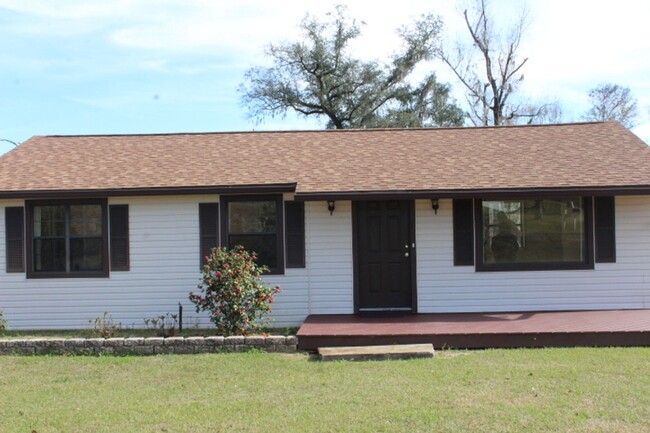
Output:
[296, 309, 650, 350]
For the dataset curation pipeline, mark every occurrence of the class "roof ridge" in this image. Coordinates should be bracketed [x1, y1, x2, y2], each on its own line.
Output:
[40, 121, 613, 139]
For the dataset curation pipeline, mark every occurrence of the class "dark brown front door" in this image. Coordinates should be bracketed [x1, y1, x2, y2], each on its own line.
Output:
[354, 200, 415, 312]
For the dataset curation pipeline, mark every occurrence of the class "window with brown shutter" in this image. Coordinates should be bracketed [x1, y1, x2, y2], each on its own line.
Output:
[285, 201, 305, 268]
[5, 207, 25, 273]
[475, 197, 594, 272]
[221, 195, 284, 274]
[199, 203, 219, 266]
[26, 199, 109, 278]
[594, 196, 616, 263]
[109, 204, 130, 271]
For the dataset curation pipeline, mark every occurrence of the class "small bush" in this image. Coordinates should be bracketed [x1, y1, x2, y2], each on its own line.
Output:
[0, 309, 7, 332]
[89, 311, 121, 338]
[189, 246, 281, 336]
[144, 313, 178, 337]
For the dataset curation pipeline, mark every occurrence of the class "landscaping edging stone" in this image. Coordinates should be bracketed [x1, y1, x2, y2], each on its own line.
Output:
[0, 335, 298, 356]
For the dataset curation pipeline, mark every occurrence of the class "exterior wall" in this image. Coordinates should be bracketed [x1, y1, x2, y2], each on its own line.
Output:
[416, 197, 650, 312]
[2, 194, 649, 330]
[0, 196, 353, 329]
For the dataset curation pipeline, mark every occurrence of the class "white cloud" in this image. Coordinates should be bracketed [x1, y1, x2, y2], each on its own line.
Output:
[1, 0, 650, 137]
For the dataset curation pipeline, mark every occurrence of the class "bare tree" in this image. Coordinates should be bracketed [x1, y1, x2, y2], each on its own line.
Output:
[436, 0, 553, 125]
[240, 6, 464, 129]
[583, 83, 638, 128]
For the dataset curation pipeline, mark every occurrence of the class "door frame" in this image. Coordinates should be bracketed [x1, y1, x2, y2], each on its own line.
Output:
[352, 200, 418, 314]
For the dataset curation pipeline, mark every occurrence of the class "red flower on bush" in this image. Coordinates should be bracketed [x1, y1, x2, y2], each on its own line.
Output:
[188, 245, 281, 336]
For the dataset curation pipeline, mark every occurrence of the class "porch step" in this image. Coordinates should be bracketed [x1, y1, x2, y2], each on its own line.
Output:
[318, 343, 435, 362]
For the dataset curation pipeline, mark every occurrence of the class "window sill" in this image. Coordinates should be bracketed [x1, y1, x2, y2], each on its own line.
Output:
[475, 261, 594, 272]
[26, 270, 110, 279]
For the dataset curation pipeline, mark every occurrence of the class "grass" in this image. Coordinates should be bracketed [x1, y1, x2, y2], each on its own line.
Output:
[0, 327, 299, 339]
[0, 348, 648, 432]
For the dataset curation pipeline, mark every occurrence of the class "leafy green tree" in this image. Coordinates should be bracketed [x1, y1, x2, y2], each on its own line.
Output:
[583, 83, 638, 128]
[240, 6, 464, 129]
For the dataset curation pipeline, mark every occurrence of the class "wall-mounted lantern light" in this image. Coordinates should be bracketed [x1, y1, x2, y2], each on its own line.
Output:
[327, 200, 336, 215]
[431, 199, 439, 215]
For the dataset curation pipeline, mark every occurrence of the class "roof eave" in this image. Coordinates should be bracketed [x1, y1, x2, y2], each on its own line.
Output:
[295, 185, 650, 201]
[0, 183, 297, 199]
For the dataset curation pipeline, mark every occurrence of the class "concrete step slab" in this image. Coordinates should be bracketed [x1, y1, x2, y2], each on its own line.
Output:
[318, 343, 434, 361]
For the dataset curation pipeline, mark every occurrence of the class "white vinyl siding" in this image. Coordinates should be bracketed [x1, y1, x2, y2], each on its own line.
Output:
[0, 196, 353, 329]
[2, 195, 649, 330]
[416, 197, 650, 312]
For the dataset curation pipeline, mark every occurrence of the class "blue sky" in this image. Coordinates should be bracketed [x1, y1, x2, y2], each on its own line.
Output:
[1, 0, 649, 155]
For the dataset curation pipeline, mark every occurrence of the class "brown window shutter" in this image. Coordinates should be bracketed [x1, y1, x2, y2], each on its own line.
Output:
[199, 203, 219, 265]
[109, 205, 130, 271]
[285, 201, 305, 268]
[594, 196, 616, 263]
[5, 207, 25, 273]
[453, 199, 474, 266]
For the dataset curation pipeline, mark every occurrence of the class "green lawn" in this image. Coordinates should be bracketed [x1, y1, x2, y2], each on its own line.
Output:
[0, 348, 648, 432]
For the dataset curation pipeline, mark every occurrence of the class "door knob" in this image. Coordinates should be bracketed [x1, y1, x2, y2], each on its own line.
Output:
[404, 252, 409, 257]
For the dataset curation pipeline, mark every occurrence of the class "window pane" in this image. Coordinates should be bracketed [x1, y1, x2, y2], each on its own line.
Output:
[482, 198, 584, 264]
[228, 234, 277, 269]
[70, 205, 102, 237]
[33, 205, 65, 237]
[31, 202, 106, 275]
[34, 238, 66, 271]
[228, 201, 276, 233]
[70, 238, 103, 271]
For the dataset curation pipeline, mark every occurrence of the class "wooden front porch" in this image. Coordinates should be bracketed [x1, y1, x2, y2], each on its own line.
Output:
[296, 309, 650, 351]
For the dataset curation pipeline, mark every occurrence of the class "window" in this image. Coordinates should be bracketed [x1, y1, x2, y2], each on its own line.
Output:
[476, 197, 593, 271]
[26, 200, 109, 278]
[221, 195, 284, 274]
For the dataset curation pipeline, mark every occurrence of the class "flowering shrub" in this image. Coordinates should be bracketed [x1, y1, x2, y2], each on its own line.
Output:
[189, 246, 281, 336]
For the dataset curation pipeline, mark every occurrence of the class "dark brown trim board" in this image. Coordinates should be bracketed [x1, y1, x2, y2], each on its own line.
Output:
[296, 186, 650, 201]
[4, 184, 650, 202]
[408, 200, 418, 313]
[0, 183, 297, 200]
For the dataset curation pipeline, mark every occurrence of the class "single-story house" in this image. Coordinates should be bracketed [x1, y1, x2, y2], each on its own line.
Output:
[1, 121, 649, 329]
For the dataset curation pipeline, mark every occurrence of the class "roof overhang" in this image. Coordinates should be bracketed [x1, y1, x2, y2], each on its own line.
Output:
[3, 183, 650, 201]
[0, 183, 297, 199]
[294, 185, 650, 201]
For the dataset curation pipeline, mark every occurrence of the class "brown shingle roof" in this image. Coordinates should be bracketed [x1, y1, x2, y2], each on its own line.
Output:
[1, 121, 649, 198]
